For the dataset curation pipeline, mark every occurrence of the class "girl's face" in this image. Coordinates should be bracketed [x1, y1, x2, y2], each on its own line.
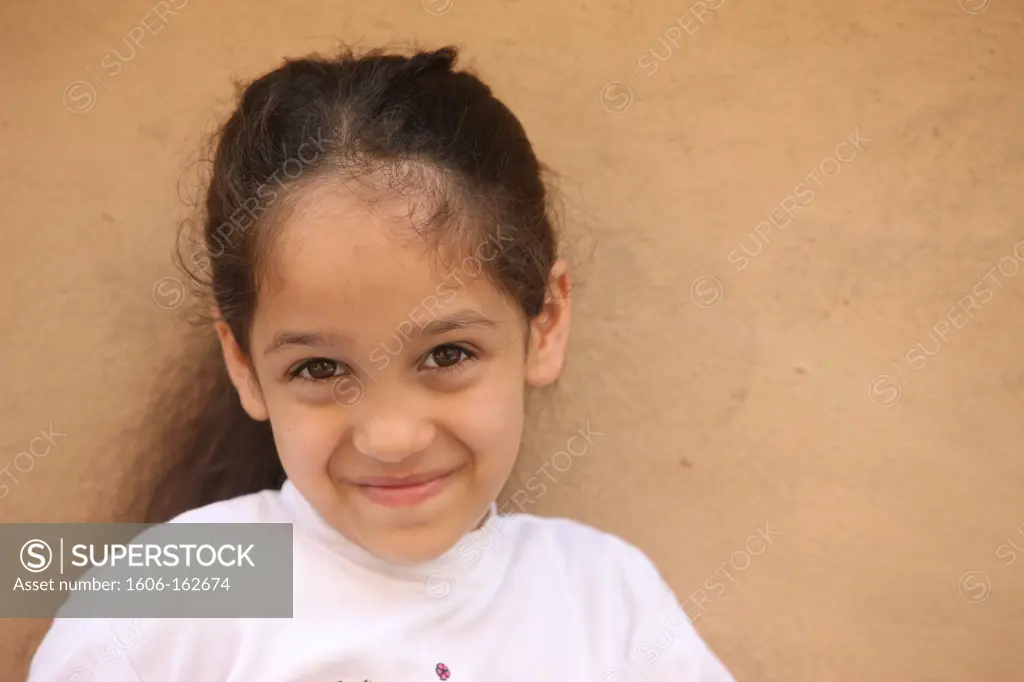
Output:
[215, 180, 570, 564]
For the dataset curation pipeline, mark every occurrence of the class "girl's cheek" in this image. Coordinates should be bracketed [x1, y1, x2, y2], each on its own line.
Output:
[269, 399, 344, 471]
[451, 367, 525, 456]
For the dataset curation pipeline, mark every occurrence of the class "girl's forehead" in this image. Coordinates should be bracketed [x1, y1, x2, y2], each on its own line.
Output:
[270, 191, 464, 292]
[277, 179, 472, 269]
[255, 184, 515, 330]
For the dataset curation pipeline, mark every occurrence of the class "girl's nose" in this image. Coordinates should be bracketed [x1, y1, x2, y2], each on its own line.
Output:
[352, 414, 436, 463]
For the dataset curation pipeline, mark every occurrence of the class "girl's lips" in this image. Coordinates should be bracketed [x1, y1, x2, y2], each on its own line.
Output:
[354, 468, 460, 508]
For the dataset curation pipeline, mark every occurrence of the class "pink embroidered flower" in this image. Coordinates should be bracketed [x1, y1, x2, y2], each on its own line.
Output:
[435, 662, 451, 680]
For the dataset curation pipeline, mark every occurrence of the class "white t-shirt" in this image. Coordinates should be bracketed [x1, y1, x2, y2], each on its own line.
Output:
[27, 480, 735, 682]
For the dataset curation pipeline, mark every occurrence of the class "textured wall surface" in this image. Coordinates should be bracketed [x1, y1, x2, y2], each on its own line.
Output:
[1, 0, 1022, 680]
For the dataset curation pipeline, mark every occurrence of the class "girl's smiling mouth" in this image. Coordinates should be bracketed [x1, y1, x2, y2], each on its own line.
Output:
[351, 466, 464, 507]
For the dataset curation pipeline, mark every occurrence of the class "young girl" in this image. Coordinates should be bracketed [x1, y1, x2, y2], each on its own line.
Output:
[28, 46, 735, 682]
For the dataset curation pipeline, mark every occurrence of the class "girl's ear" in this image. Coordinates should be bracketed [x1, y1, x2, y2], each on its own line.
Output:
[214, 320, 270, 422]
[525, 259, 572, 387]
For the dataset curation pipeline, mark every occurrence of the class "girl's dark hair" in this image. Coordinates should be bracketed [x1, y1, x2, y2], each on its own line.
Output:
[131, 46, 559, 522]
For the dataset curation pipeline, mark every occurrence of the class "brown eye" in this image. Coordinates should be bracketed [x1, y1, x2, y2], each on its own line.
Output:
[295, 359, 339, 381]
[423, 344, 471, 370]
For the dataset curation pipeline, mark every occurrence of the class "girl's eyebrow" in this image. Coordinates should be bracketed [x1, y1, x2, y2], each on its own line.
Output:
[418, 309, 497, 336]
[263, 310, 496, 356]
[263, 329, 352, 356]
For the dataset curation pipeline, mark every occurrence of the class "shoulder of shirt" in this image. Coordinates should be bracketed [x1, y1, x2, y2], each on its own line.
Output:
[491, 512, 679, 643]
[165, 487, 287, 524]
[500, 519, 734, 680]
[32, 493, 277, 678]
[495, 511, 667, 586]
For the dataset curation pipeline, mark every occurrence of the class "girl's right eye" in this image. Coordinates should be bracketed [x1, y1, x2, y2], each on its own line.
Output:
[289, 358, 343, 382]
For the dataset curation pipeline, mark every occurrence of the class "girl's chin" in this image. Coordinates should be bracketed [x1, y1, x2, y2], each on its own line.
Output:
[362, 524, 465, 563]
[355, 505, 489, 564]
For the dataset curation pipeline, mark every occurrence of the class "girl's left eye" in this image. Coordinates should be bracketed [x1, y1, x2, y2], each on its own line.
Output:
[421, 344, 475, 371]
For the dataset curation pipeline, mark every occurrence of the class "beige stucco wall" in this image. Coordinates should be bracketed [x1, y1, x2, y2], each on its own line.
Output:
[1, 0, 1022, 679]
